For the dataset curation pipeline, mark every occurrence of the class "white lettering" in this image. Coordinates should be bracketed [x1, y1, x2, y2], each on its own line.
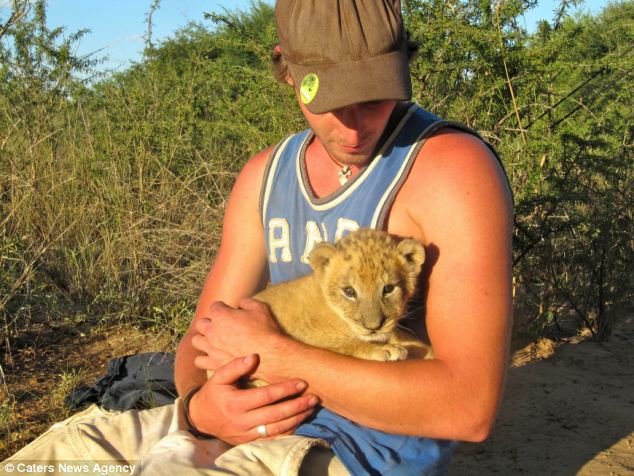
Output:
[58, 463, 89, 472]
[267, 218, 360, 265]
[268, 218, 292, 263]
[16, 463, 55, 473]
[301, 221, 328, 264]
[334, 218, 360, 241]
[92, 463, 135, 474]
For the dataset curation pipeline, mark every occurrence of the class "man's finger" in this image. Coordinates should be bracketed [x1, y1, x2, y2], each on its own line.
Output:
[191, 334, 233, 356]
[194, 317, 212, 334]
[238, 297, 267, 312]
[194, 355, 212, 370]
[210, 354, 259, 385]
[194, 352, 233, 371]
[209, 300, 233, 314]
[234, 379, 309, 412]
[251, 408, 315, 440]
[244, 392, 318, 428]
[190, 333, 208, 352]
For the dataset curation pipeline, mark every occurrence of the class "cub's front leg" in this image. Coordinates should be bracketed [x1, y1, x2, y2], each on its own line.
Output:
[389, 327, 433, 360]
[350, 341, 409, 362]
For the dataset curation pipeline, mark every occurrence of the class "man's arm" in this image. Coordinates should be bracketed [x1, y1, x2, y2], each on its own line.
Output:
[175, 148, 318, 444]
[174, 149, 272, 397]
[194, 131, 513, 442]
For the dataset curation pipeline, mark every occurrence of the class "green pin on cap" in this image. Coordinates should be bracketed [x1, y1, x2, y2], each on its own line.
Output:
[300, 73, 319, 105]
[275, 0, 412, 114]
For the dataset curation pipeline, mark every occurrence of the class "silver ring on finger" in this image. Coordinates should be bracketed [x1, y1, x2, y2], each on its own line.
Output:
[256, 424, 268, 438]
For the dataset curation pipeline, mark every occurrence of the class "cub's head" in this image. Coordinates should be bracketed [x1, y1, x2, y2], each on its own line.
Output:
[308, 229, 425, 343]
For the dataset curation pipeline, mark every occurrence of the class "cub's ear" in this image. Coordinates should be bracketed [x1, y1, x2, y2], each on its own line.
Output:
[397, 239, 426, 276]
[308, 242, 337, 272]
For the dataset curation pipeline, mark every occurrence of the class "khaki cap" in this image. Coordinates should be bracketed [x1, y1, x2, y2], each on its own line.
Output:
[275, 0, 412, 114]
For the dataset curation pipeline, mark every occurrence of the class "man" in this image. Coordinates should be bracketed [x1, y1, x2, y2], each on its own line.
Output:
[176, 0, 513, 474]
[2, 1, 511, 474]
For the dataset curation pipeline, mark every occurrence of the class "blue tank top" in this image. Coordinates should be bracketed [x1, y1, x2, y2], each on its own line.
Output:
[259, 103, 497, 475]
[261, 104, 445, 285]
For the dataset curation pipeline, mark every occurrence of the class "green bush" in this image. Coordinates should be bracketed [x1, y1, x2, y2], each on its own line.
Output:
[1, 0, 632, 347]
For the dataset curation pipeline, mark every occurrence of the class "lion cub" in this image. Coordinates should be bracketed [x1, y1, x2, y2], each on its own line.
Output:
[254, 228, 430, 362]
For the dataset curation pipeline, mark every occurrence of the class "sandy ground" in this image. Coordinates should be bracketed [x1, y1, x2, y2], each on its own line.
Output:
[3, 316, 633, 474]
[448, 315, 634, 476]
[0, 322, 175, 460]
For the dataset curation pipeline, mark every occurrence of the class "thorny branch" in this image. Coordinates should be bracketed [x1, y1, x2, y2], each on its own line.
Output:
[0, 0, 29, 40]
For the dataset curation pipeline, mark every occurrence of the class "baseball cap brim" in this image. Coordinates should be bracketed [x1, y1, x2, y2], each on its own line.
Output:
[286, 43, 412, 114]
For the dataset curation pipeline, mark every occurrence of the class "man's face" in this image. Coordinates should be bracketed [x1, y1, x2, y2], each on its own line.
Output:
[298, 97, 397, 166]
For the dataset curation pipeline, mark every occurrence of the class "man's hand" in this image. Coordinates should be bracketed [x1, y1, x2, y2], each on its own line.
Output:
[188, 354, 318, 445]
[192, 299, 285, 381]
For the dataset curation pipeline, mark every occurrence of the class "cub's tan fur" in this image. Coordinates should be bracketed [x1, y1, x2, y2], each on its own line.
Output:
[254, 228, 430, 362]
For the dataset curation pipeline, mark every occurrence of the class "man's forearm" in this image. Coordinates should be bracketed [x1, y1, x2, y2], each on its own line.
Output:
[175, 331, 208, 397]
[261, 336, 503, 442]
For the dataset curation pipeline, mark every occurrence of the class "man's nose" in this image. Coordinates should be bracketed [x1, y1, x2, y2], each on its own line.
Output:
[335, 104, 364, 134]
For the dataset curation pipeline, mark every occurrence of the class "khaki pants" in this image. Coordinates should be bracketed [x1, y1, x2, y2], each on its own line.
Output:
[1, 399, 348, 476]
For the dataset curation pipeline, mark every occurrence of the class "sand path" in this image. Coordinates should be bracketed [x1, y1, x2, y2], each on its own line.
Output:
[448, 315, 634, 475]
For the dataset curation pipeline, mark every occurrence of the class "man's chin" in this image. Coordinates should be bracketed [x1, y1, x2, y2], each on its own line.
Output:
[332, 148, 375, 166]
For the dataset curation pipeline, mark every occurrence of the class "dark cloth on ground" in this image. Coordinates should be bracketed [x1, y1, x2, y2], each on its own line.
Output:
[64, 352, 177, 411]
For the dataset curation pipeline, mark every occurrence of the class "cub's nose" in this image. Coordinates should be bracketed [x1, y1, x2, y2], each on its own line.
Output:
[364, 315, 386, 330]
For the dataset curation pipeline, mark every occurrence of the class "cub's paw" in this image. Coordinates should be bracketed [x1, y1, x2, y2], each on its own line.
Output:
[369, 344, 408, 362]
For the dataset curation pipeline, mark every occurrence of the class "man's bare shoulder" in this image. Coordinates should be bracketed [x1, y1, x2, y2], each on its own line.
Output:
[390, 127, 512, 242]
[415, 128, 506, 187]
[221, 145, 277, 238]
[235, 146, 277, 190]
[407, 129, 510, 209]
[225, 145, 277, 212]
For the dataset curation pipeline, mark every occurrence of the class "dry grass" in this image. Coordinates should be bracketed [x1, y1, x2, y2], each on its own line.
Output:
[0, 88, 234, 461]
[0, 321, 174, 460]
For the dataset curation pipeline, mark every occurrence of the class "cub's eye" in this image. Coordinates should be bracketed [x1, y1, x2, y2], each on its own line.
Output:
[383, 284, 395, 295]
[342, 287, 357, 299]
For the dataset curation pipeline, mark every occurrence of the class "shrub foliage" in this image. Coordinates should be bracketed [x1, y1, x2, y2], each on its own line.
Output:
[1, 0, 632, 349]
